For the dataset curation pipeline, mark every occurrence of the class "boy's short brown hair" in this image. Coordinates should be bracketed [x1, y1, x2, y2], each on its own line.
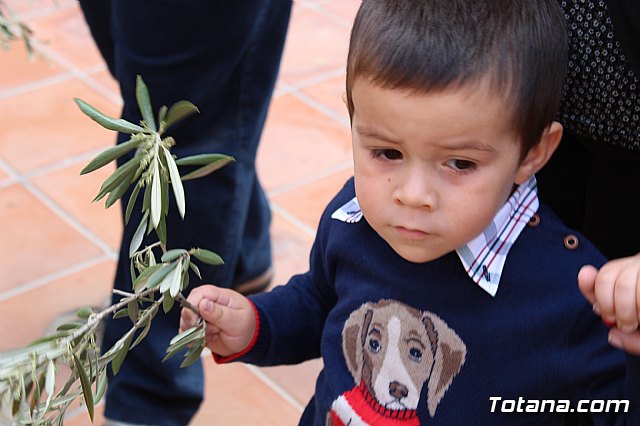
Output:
[346, 0, 568, 156]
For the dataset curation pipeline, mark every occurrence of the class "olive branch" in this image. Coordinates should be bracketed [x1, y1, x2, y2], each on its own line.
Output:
[1, 0, 34, 55]
[0, 76, 230, 425]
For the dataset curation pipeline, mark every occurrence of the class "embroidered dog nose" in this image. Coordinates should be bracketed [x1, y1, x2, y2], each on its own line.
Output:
[389, 381, 409, 399]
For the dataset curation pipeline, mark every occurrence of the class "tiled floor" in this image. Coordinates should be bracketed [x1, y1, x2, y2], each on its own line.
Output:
[0, 1, 359, 424]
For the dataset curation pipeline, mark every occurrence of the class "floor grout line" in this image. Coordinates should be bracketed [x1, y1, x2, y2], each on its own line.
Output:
[26, 37, 123, 106]
[0, 71, 74, 100]
[8, 0, 78, 22]
[0, 158, 18, 186]
[245, 364, 307, 413]
[293, 67, 346, 91]
[270, 203, 317, 240]
[0, 153, 117, 259]
[23, 176, 117, 256]
[295, 0, 354, 28]
[266, 159, 352, 199]
[0, 254, 112, 303]
[273, 66, 345, 99]
[280, 82, 350, 129]
[19, 147, 112, 181]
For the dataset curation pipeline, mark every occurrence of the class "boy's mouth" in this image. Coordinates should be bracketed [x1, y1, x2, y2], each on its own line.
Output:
[393, 226, 430, 240]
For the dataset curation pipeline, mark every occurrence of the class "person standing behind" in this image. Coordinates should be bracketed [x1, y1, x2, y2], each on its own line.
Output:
[77, 1, 292, 425]
[538, 0, 640, 355]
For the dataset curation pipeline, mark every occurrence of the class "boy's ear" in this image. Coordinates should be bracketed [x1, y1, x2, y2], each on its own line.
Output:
[342, 91, 348, 106]
[514, 121, 563, 185]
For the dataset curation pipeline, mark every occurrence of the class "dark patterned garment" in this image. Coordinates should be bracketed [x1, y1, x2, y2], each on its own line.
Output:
[558, 0, 640, 151]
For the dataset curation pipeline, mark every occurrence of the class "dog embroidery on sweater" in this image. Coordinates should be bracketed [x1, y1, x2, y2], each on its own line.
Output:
[328, 300, 467, 425]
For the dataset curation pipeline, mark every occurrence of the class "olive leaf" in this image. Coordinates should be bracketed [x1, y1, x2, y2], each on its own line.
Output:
[161, 248, 187, 263]
[176, 154, 235, 181]
[110, 330, 135, 375]
[93, 155, 140, 203]
[93, 371, 108, 404]
[190, 248, 224, 266]
[127, 301, 139, 324]
[150, 161, 162, 228]
[76, 307, 93, 319]
[145, 264, 174, 290]
[189, 262, 202, 279]
[133, 264, 163, 293]
[164, 100, 199, 131]
[180, 343, 205, 368]
[80, 138, 140, 175]
[135, 75, 156, 132]
[164, 324, 205, 363]
[125, 183, 142, 225]
[158, 105, 168, 125]
[162, 291, 175, 313]
[73, 353, 94, 422]
[44, 359, 55, 411]
[163, 146, 185, 218]
[75, 98, 145, 134]
[129, 210, 149, 257]
[158, 263, 179, 294]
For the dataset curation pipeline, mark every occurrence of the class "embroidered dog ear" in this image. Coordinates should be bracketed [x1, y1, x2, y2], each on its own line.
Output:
[343, 302, 374, 384]
[423, 312, 467, 417]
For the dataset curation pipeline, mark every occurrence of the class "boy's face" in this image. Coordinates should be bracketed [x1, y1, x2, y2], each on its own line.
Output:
[350, 78, 533, 263]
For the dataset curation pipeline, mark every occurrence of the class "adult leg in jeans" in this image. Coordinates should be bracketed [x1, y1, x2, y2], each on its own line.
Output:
[78, 1, 292, 424]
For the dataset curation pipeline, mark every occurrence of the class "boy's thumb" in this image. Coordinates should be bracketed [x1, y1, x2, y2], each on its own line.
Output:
[578, 264, 598, 305]
[202, 299, 215, 313]
[198, 298, 232, 326]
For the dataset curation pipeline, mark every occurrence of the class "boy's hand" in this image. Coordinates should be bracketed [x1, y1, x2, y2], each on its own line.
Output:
[180, 285, 256, 357]
[579, 252, 640, 355]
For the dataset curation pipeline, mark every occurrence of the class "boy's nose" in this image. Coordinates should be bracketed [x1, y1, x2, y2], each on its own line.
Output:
[393, 172, 437, 209]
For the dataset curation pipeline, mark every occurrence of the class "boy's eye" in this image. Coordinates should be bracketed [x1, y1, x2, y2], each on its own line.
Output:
[372, 149, 402, 160]
[447, 159, 476, 172]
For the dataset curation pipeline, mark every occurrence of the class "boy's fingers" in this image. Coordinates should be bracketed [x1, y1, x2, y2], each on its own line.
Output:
[634, 266, 640, 324]
[612, 268, 640, 332]
[592, 264, 618, 323]
[608, 328, 640, 356]
[180, 285, 230, 329]
[180, 292, 206, 330]
[578, 265, 598, 305]
[196, 289, 248, 330]
[198, 299, 231, 326]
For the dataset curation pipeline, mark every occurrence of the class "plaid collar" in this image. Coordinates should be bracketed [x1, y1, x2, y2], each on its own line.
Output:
[455, 176, 538, 296]
[331, 176, 539, 297]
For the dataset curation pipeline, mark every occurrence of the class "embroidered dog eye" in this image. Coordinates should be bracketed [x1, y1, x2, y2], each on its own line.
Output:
[409, 347, 423, 362]
[368, 338, 381, 353]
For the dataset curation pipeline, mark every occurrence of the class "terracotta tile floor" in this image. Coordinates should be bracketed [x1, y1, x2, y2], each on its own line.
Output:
[0, 0, 358, 424]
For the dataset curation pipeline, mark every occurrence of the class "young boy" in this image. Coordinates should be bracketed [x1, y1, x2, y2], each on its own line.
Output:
[181, 0, 640, 424]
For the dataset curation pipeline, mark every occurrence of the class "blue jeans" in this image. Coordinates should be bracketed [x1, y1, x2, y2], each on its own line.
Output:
[78, 1, 292, 424]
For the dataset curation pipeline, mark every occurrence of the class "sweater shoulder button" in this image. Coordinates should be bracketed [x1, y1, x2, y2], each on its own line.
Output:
[563, 234, 579, 250]
[527, 213, 541, 227]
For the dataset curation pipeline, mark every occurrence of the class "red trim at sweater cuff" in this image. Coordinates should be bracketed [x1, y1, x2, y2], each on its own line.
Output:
[212, 299, 261, 363]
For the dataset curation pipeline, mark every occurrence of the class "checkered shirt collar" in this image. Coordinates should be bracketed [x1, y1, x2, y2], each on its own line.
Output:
[456, 176, 538, 296]
[331, 176, 539, 297]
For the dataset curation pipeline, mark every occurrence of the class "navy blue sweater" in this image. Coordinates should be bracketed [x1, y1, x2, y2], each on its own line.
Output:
[238, 179, 639, 425]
